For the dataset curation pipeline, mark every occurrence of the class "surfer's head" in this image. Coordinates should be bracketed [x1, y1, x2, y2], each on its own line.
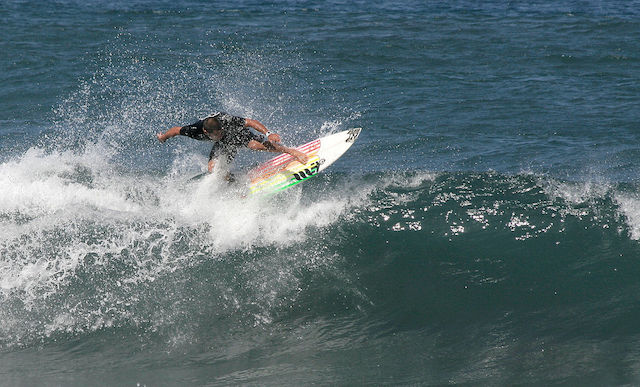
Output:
[203, 117, 222, 139]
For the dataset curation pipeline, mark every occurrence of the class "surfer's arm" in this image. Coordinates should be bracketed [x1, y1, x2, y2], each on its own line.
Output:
[245, 118, 281, 143]
[208, 159, 215, 173]
[156, 126, 181, 143]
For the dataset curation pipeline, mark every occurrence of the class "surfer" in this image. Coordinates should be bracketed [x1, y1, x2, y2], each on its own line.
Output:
[157, 112, 309, 173]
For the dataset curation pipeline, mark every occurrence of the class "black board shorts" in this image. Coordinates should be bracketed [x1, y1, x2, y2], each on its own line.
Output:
[208, 130, 266, 162]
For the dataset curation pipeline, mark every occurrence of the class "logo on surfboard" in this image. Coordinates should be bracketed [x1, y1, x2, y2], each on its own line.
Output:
[292, 160, 320, 181]
[346, 128, 361, 143]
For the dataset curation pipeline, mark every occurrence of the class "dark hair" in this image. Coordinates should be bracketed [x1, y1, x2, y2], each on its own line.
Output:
[203, 117, 221, 132]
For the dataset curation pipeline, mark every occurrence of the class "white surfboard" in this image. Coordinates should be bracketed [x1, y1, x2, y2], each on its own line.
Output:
[247, 128, 362, 195]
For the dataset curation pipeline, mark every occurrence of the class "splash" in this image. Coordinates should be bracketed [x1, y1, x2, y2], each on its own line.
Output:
[615, 193, 640, 240]
[0, 141, 377, 349]
[1, 33, 367, 348]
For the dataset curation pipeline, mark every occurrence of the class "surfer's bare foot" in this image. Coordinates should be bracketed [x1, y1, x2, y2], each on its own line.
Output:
[156, 133, 166, 143]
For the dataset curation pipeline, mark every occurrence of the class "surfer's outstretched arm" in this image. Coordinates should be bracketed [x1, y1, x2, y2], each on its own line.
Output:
[156, 126, 181, 143]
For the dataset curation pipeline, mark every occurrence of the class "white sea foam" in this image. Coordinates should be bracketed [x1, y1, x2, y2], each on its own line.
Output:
[615, 194, 640, 240]
[541, 178, 610, 206]
[538, 176, 640, 239]
[0, 147, 139, 217]
[0, 137, 379, 346]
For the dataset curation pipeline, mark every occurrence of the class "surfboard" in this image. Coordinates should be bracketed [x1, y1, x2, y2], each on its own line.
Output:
[247, 128, 362, 196]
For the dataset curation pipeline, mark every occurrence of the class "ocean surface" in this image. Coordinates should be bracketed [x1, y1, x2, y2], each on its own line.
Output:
[2, 0, 640, 385]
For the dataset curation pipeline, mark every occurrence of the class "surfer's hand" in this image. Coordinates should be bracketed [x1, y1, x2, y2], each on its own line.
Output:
[293, 150, 309, 165]
[266, 133, 281, 143]
[156, 133, 166, 143]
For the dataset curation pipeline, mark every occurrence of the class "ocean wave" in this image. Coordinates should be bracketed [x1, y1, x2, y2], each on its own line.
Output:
[1, 142, 638, 351]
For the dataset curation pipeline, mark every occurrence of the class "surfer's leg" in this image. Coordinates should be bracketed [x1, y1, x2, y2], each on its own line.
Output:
[247, 140, 309, 164]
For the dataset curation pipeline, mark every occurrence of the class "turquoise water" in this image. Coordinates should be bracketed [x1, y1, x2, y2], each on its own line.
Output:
[2, 1, 640, 385]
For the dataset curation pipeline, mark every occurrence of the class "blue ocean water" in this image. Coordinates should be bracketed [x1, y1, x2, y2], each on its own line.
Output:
[2, 0, 640, 385]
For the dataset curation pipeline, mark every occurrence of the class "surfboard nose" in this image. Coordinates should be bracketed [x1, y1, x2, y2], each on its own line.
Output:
[346, 127, 362, 143]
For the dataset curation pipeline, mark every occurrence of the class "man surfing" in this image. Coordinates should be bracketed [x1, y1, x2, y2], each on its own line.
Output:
[157, 112, 309, 173]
